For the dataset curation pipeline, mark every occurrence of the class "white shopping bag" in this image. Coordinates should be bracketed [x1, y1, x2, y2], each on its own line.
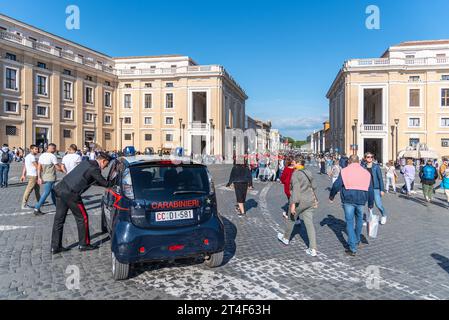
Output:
[367, 209, 379, 239]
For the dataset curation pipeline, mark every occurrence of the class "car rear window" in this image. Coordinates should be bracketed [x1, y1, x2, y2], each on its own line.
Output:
[130, 165, 210, 199]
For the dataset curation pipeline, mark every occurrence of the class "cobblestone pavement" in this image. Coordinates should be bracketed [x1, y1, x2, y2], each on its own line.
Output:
[1, 162, 449, 300]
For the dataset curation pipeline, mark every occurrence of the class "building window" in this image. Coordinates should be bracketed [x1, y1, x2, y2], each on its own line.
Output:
[409, 76, 420, 82]
[63, 129, 71, 138]
[5, 67, 18, 90]
[409, 138, 420, 147]
[37, 62, 47, 69]
[5, 53, 16, 61]
[124, 134, 132, 141]
[442, 139, 449, 148]
[408, 118, 421, 128]
[124, 94, 132, 108]
[166, 93, 174, 109]
[124, 83, 131, 88]
[124, 117, 132, 124]
[105, 81, 111, 87]
[442, 89, 449, 107]
[165, 117, 174, 125]
[409, 89, 420, 107]
[63, 69, 72, 76]
[5, 101, 18, 113]
[37, 75, 48, 96]
[36, 106, 48, 117]
[104, 115, 112, 124]
[441, 118, 449, 127]
[85, 113, 94, 122]
[86, 75, 93, 82]
[63, 109, 73, 120]
[85, 87, 94, 104]
[5, 126, 17, 136]
[145, 83, 152, 88]
[145, 134, 152, 141]
[105, 132, 111, 140]
[166, 82, 174, 88]
[166, 134, 173, 142]
[144, 94, 152, 109]
[144, 117, 153, 125]
[442, 75, 449, 81]
[63, 81, 73, 100]
[105, 91, 112, 107]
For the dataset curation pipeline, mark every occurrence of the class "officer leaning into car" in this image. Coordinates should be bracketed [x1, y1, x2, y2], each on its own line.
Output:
[50, 152, 115, 254]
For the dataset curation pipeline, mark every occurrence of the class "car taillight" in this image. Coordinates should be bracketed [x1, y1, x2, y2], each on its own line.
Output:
[168, 245, 185, 251]
[122, 168, 134, 200]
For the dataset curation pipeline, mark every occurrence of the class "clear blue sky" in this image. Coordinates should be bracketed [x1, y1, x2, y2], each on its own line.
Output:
[2, 0, 449, 139]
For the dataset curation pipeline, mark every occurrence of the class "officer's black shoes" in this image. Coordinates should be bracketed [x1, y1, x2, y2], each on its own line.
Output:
[51, 247, 70, 255]
[345, 249, 357, 257]
[78, 244, 99, 252]
[33, 209, 44, 216]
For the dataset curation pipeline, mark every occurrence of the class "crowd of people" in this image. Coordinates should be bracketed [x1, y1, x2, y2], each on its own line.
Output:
[224, 151, 449, 257]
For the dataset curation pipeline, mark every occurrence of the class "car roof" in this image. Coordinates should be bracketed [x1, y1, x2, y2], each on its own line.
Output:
[120, 155, 204, 167]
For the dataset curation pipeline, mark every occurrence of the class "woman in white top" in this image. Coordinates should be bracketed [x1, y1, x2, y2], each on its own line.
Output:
[385, 160, 397, 193]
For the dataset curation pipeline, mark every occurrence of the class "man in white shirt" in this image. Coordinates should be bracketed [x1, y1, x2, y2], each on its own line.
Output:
[34, 143, 63, 216]
[62, 144, 82, 174]
[20, 145, 41, 210]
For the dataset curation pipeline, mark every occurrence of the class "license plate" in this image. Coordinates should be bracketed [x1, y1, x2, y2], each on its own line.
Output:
[155, 210, 194, 222]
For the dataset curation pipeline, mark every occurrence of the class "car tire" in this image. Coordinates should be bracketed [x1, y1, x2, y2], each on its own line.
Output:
[101, 205, 108, 234]
[111, 252, 130, 281]
[204, 251, 224, 268]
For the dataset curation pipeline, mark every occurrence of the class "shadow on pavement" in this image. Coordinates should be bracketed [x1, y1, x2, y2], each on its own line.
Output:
[398, 194, 449, 209]
[431, 253, 449, 275]
[129, 216, 237, 279]
[320, 215, 349, 250]
[246, 199, 258, 212]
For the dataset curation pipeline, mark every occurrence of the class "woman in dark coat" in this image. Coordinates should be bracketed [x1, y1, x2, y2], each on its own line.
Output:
[226, 160, 253, 216]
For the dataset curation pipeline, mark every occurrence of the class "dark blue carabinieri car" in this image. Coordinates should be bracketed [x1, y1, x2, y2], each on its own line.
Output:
[101, 156, 225, 280]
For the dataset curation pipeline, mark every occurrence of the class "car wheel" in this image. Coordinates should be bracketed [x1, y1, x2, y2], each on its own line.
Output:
[101, 205, 108, 234]
[204, 251, 224, 268]
[111, 251, 130, 281]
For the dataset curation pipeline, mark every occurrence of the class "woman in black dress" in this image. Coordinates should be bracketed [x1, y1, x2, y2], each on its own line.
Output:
[226, 160, 253, 216]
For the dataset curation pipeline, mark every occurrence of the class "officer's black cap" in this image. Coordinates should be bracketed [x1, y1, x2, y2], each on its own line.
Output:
[98, 152, 112, 162]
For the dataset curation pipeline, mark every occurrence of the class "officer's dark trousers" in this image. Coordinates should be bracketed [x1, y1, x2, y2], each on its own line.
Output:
[51, 187, 91, 249]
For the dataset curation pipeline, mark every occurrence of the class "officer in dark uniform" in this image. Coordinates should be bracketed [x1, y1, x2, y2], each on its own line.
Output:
[51, 152, 114, 254]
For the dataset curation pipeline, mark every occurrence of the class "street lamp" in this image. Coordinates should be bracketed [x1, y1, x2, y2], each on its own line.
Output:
[23, 104, 29, 155]
[391, 125, 396, 161]
[93, 114, 97, 148]
[119, 117, 124, 152]
[179, 118, 183, 149]
[182, 124, 186, 150]
[353, 119, 359, 155]
[394, 119, 399, 163]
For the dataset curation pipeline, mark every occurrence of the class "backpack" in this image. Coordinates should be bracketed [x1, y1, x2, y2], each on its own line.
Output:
[422, 165, 436, 181]
[1, 151, 9, 164]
